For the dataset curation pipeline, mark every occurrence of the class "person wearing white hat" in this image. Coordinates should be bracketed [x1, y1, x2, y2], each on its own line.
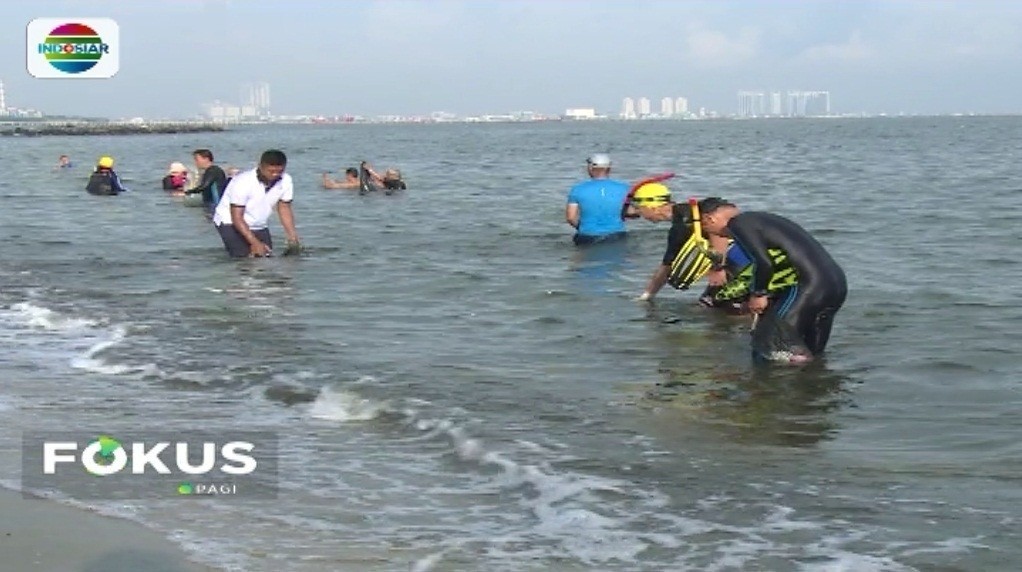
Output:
[162, 161, 191, 195]
[565, 153, 631, 245]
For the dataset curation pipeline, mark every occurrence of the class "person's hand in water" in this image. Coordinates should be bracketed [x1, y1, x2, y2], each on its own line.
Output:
[249, 241, 272, 257]
[747, 294, 768, 314]
[283, 239, 304, 256]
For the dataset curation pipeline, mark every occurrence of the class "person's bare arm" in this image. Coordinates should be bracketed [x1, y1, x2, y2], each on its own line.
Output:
[639, 264, 671, 301]
[565, 203, 580, 229]
[322, 174, 343, 189]
[277, 201, 299, 244]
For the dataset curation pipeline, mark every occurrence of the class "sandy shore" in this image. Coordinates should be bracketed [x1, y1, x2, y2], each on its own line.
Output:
[0, 489, 212, 572]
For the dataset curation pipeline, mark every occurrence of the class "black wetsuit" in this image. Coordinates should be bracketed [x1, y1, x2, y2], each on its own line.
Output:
[383, 179, 406, 191]
[186, 165, 227, 212]
[85, 169, 127, 196]
[727, 211, 847, 357]
[661, 204, 695, 266]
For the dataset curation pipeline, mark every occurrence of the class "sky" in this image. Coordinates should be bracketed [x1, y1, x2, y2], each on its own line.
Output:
[2, 0, 1022, 118]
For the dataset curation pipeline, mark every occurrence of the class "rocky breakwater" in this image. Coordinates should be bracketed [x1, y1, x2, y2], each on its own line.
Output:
[0, 120, 226, 136]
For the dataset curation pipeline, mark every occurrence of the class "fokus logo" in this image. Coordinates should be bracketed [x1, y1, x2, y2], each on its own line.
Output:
[23, 431, 278, 499]
[27, 18, 120, 78]
[43, 435, 258, 476]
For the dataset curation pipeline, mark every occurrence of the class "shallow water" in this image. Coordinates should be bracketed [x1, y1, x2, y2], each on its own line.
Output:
[1, 117, 1020, 571]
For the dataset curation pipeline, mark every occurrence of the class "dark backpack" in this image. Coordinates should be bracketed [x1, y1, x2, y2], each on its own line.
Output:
[86, 171, 116, 196]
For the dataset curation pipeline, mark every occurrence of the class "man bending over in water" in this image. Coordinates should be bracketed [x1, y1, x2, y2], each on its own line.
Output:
[699, 198, 847, 363]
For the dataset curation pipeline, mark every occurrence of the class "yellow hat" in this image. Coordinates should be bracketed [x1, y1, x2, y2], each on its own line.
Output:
[97, 156, 114, 168]
[631, 182, 671, 207]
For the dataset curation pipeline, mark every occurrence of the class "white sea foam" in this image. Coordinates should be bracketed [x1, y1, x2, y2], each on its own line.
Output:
[307, 385, 679, 567]
[308, 386, 389, 422]
[9, 301, 99, 331]
[69, 325, 153, 376]
[1, 301, 153, 377]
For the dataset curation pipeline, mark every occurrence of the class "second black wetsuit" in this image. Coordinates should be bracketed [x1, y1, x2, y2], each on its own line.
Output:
[187, 165, 227, 213]
[727, 211, 847, 357]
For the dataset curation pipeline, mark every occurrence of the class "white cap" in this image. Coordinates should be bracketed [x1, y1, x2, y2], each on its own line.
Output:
[587, 153, 611, 168]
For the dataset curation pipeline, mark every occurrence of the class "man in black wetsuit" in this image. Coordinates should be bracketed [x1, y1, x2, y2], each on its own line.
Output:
[186, 149, 227, 214]
[699, 198, 847, 362]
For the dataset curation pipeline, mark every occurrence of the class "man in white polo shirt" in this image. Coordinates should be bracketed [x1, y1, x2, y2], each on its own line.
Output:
[212, 149, 301, 258]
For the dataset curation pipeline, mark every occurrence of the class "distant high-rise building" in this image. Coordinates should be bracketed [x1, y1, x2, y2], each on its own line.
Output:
[786, 90, 830, 116]
[770, 92, 782, 116]
[254, 82, 270, 114]
[621, 97, 636, 119]
[737, 91, 767, 117]
[240, 82, 271, 117]
[660, 97, 673, 117]
[674, 97, 689, 115]
[0, 79, 6, 112]
[637, 97, 651, 116]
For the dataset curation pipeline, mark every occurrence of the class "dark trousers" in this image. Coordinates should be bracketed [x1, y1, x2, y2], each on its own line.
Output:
[216, 224, 272, 258]
[573, 231, 627, 246]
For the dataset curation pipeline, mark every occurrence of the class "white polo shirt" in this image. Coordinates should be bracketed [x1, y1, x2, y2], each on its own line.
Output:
[212, 168, 294, 230]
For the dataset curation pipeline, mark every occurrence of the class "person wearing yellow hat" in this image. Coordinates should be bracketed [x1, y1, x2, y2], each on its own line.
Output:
[629, 182, 736, 303]
[85, 156, 129, 196]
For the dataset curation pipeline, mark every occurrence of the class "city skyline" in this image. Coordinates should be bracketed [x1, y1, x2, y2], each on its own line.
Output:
[2, 1, 1022, 118]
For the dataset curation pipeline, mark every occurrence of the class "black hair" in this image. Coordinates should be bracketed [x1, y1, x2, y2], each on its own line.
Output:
[698, 197, 735, 215]
[259, 149, 287, 166]
[345, 167, 358, 177]
[193, 149, 214, 161]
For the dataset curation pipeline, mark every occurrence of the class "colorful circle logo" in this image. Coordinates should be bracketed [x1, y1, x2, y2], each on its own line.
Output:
[39, 23, 108, 74]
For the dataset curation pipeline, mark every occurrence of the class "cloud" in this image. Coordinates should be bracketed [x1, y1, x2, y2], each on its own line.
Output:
[797, 32, 875, 64]
[683, 25, 760, 68]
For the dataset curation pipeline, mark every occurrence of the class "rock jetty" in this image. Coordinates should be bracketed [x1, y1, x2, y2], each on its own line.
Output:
[0, 121, 226, 137]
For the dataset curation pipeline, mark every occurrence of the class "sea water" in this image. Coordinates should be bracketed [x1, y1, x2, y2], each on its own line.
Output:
[0, 117, 1019, 571]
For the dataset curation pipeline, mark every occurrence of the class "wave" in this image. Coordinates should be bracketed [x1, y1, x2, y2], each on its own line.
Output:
[8, 301, 99, 331]
[2, 300, 153, 377]
[304, 384, 679, 569]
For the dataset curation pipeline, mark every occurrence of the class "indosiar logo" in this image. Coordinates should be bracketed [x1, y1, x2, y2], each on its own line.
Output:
[27, 18, 120, 79]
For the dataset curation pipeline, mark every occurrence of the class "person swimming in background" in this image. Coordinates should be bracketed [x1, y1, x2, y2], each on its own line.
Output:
[699, 198, 848, 363]
[85, 156, 129, 196]
[162, 162, 191, 195]
[566, 154, 631, 246]
[361, 162, 407, 191]
[54, 154, 73, 170]
[322, 167, 360, 190]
